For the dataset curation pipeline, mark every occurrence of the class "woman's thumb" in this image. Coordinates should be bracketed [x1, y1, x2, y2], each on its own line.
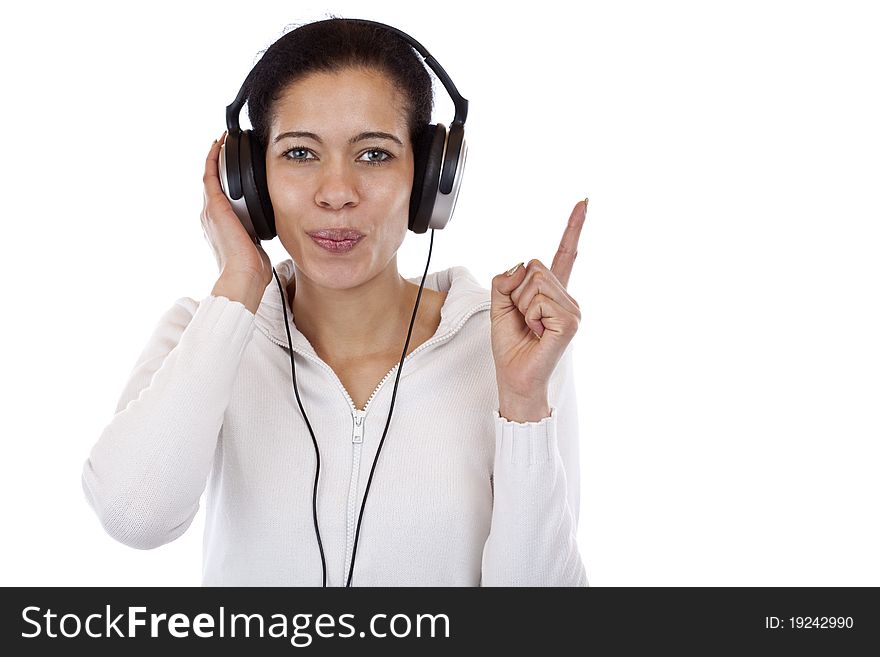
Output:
[490, 261, 526, 312]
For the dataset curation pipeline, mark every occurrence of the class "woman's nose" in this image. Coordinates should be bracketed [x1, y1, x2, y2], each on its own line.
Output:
[314, 161, 360, 210]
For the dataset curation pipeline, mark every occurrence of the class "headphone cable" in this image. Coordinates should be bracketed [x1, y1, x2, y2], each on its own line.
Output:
[274, 265, 326, 586]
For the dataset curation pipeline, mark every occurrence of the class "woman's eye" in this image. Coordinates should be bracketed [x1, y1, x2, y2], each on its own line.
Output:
[359, 149, 393, 165]
[283, 146, 314, 162]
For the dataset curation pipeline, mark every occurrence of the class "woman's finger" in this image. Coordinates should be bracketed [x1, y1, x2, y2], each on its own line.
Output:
[203, 131, 228, 201]
[511, 261, 581, 319]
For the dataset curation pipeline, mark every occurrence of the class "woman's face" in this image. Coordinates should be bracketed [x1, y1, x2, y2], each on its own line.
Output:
[265, 67, 415, 289]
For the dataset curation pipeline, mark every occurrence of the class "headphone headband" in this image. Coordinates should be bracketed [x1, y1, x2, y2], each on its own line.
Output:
[225, 18, 468, 134]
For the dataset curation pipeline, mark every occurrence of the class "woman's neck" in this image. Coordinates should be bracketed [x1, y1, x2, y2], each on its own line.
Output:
[287, 263, 422, 362]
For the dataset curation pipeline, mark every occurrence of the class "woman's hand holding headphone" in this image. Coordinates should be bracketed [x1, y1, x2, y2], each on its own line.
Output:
[490, 199, 588, 423]
[201, 131, 273, 290]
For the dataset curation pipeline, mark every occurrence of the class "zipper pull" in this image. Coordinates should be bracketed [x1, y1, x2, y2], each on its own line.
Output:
[352, 410, 365, 444]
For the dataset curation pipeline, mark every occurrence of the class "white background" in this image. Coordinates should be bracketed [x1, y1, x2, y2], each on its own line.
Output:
[1, 0, 877, 586]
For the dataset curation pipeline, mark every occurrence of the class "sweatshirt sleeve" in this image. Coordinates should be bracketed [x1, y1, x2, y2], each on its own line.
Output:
[481, 341, 589, 586]
[81, 294, 256, 550]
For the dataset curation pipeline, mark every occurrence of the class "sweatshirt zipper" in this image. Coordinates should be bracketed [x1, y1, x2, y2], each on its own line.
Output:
[258, 300, 491, 585]
[342, 408, 366, 581]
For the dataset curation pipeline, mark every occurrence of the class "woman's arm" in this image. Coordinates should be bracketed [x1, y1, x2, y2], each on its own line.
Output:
[480, 342, 589, 586]
[81, 289, 256, 549]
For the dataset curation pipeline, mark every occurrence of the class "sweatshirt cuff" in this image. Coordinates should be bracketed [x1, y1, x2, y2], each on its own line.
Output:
[493, 406, 557, 465]
[188, 294, 256, 354]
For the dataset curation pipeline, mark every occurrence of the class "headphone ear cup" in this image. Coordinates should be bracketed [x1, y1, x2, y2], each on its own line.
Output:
[409, 124, 446, 234]
[239, 130, 277, 240]
[432, 121, 467, 230]
[439, 121, 465, 195]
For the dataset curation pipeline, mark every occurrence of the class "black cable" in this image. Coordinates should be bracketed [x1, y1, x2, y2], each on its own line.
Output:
[274, 266, 327, 587]
[273, 227, 435, 587]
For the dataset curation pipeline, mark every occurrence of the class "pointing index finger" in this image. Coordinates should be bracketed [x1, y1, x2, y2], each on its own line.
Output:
[551, 197, 588, 289]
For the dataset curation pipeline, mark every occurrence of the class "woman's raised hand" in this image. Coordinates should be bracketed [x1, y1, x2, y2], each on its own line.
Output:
[201, 131, 273, 289]
[489, 199, 588, 422]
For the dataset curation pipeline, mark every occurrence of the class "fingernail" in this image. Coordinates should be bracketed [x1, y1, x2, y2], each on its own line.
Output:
[505, 262, 524, 276]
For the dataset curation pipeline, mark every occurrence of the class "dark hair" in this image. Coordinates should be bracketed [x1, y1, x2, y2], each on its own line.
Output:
[246, 16, 434, 152]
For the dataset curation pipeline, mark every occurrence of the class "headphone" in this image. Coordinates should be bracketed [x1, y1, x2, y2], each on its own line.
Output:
[219, 18, 469, 237]
[217, 18, 470, 587]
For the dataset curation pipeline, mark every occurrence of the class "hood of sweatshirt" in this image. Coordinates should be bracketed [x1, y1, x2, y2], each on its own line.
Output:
[252, 258, 492, 358]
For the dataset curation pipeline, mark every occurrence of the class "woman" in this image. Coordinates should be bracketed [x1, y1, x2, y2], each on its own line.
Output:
[81, 17, 589, 587]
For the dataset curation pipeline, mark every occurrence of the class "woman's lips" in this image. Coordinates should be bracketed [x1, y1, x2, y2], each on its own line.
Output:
[309, 234, 365, 254]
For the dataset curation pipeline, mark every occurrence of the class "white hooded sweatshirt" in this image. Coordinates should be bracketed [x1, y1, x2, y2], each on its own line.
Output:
[82, 259, 588, 587]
